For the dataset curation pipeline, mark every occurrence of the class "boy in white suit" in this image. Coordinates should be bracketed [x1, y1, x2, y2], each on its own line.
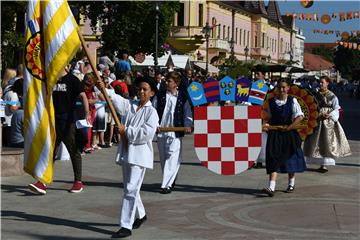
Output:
[152, 72, 193, 194]
[103, 76, 159, 238]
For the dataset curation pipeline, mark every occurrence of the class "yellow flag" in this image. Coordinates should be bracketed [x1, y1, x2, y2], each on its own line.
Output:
[23, 0, 80, 184]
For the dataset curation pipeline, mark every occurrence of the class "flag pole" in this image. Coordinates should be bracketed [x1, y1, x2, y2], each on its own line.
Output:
[76, 29, 123, 131]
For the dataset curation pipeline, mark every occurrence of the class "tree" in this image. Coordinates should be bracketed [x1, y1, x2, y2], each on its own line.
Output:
[311, 45, 334, 62]
[219, 57, 254, 79]
[333, 37, 360, 81]
[1, 1, 27, 70]
[77, 1, 179, 56]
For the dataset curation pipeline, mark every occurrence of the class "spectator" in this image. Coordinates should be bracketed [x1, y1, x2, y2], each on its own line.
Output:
[28, 66, 91, 195]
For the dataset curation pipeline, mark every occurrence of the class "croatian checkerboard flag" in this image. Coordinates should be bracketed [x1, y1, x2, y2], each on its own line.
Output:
[235, 77, 251, 102]
[193, 105, 262, 175]
[203, 77, 220, 103]
[248, 80, 269, 105]
[219, 76, 236, 102]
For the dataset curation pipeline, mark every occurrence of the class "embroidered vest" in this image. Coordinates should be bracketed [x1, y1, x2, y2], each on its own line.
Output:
[156, 90, 187, 138]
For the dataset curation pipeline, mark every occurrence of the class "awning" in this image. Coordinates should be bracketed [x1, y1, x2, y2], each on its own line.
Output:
[171, 54, 190, 69]
[193, 62, 219, 73]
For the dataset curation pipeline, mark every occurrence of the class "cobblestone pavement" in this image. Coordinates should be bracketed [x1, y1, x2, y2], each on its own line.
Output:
[1, 95, 359, 240]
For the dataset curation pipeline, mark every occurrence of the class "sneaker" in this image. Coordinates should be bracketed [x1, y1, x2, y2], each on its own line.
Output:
[98, 144, 110, 148]
[28, 181, 47, 195]
[69, 181, 83, 193]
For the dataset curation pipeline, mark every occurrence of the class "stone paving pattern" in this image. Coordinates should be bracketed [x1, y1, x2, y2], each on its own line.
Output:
[1, 95, 359, 240]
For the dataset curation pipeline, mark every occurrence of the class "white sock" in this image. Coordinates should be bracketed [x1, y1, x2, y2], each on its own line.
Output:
[288, 177, 295, 187]
[269, 180, 276, 191]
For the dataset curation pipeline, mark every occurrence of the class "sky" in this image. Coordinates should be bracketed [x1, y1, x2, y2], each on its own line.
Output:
[275, 0, 360, 43]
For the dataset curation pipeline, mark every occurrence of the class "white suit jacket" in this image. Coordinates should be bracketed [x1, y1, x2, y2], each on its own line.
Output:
[111, 94, 159, 169]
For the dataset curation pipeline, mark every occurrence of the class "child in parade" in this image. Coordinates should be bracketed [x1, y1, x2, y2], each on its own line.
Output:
[262, 79, 306, 197]
[303, 76, 351, 173]
[101, 76, 159, 238]
[152, 72, 193, 194]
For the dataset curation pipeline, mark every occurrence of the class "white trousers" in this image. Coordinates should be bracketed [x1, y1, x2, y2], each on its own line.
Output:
[157, 137, 182, 189]
[120, 162, 146, 230]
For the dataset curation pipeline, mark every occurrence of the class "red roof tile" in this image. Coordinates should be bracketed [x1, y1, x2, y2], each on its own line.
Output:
[303, 52, 334, 71]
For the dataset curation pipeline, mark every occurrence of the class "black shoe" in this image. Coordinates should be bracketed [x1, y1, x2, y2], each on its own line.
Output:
[98, 144, 110, 148]
[318, 167, 328, 173]
[286, 185, 295, 193]
[253, 162, 263, 169]
[171, 178, 177, 189]
[160, 187, 171, 194]
[262, 187, 275, 197]
[112, 228, 132, 238]
[132, 215, 147, 229]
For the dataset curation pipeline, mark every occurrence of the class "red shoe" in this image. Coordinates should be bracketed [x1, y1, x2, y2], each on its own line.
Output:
[69, 181, 83, 193]
[28, 181, 47, 195]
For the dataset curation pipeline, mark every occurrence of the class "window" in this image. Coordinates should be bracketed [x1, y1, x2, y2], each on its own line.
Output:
[247, 31, 250, 46]
[198, 4, 203, 27]
[261, 33, 265, 48]
[239, 29, 242, 46]
[266, 36, 269, 49]
[227, 26, 230, 40]
[254, 33, 258, 48]
[235, 28, 238, 44]
[223, 25, 226, 39]
[275, 40, 277, 52]
[177, 3, 184, 26]
[218, 24, 221, 38]
[243, 30, 246, 46]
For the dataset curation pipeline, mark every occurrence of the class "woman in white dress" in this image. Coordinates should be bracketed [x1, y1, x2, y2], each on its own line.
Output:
[303, 76, 351, 173]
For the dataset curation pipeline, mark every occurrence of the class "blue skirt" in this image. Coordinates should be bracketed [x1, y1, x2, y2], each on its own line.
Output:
[277, 148, 306, 173]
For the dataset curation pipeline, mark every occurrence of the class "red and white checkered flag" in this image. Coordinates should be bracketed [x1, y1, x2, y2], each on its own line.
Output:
[193, 106, 262, 175]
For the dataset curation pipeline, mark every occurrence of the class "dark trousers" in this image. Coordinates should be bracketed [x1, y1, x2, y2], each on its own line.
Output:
[55, 114, 82, 181]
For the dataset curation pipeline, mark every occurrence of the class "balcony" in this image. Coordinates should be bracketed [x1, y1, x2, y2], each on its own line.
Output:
[208, 38, 230, 52]
[169, 26, 204, 38]
[251, 47, 270, 57]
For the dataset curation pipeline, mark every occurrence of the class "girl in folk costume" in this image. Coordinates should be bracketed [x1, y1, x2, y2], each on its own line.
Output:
[262, 79, 306, 197]
[303, 76, 351, 173]
[103, 77, 159, 238]
[152, 72, 193, 194]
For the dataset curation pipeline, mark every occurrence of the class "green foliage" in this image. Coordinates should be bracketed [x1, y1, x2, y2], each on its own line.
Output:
[79, 1, 179, 56]
[311, 45, 334, 62]
[1, 1, 27, 69]
[219, 57, 254, 79]
[334, 37, 360, 81]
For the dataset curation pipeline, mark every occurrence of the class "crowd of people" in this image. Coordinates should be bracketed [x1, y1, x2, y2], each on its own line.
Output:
[0, 51, 352, 238]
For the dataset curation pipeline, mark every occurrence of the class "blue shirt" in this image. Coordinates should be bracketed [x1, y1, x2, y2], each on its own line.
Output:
[116, 60, 131, 72]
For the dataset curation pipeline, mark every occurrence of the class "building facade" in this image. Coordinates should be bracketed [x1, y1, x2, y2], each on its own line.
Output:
[167, 0, 304, 66]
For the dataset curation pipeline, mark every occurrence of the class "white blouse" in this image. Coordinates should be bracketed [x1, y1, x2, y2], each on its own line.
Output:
[110, 94, 159, 169]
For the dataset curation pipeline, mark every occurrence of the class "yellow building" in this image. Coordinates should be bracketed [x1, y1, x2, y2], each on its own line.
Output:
[167, 0, 297, 66]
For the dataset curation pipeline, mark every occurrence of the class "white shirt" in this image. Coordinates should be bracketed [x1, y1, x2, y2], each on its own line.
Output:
[3, 90, 20, 126]
[327, 94, 340, 122]
[152, 91, 193, 138]
[111, 94, 159, 169]
[268, 97, 304, 120]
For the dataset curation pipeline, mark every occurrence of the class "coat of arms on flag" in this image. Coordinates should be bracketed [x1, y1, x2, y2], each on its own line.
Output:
[187, 75, 268, 175]
[193, 106, 262, 175]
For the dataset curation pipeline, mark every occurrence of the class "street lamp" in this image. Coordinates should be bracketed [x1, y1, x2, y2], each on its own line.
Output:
[154, 2, 160, 69]
[244, 46, 249, 62]
[202, 22, 212, 75]
[267, 54, 271, 63]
